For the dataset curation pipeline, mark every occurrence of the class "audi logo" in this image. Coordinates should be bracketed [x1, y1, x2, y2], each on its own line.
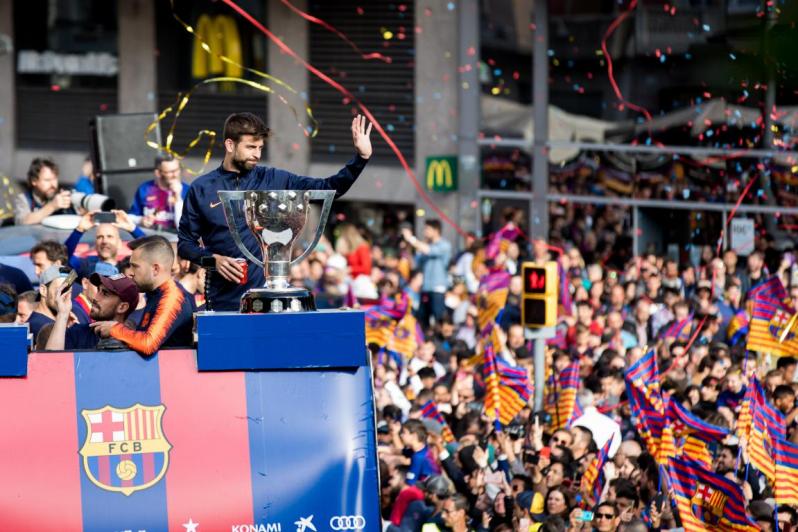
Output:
[329, 516, 366, 530]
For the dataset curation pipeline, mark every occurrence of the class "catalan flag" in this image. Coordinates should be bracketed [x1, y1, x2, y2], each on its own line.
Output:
[545, 361, 580, 431]
[746, 276, 798, 357]
[420, 400, 455, 444]
[773, 436, 798, 507]
[365, 293, 424, 368]
[726, 310, 749, 347]
[483, 345, 532, 427]
[475, 271, 511, 333]
[668, 455, 759, 532]
[580, 434, 614, 505]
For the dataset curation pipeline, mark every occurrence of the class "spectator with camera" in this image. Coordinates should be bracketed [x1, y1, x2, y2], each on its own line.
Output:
[64, 209, 145, 279]
[14, 158, 75, 225]
[129, 154, 189, 231]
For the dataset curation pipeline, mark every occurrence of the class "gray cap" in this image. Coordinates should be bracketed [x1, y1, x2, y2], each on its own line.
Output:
[421, 418, 443, 436]
[39, 265, 68, 286]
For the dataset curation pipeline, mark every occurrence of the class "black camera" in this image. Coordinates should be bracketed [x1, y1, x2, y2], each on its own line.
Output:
[506, 423, 525, 440]
[532, 411, 552, 425]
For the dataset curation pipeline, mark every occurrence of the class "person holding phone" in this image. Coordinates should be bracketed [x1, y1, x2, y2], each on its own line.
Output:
[63, 209, 146, 279]
[44, 273, 139, 351]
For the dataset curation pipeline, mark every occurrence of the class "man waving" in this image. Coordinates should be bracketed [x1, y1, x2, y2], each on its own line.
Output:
[178, 112, 373, 311]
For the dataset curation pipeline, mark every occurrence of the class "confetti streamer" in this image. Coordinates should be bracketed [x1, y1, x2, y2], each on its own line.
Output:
[277, 0, 392, 63]
[601, 0, 652, 122]
[222, 0, 470, 238]
[145, 2, 324, 174]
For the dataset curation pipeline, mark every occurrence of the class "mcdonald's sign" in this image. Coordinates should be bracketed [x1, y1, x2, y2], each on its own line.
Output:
[425, 156, 458, 192]
[191, 14, 243, 80]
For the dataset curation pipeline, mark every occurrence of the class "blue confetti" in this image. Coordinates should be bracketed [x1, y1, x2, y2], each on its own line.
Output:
[702, 24, 711, 32]
[328, 144, 336, 153]
[447, 2, 455, 10]
[729, 53, 737, 60]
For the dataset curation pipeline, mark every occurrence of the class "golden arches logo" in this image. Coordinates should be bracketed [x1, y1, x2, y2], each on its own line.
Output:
[426, 160, 454, 191]
[191, 14, 243, 79]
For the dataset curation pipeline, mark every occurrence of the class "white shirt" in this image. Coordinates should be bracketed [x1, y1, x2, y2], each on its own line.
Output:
[572, 406, 622, 458]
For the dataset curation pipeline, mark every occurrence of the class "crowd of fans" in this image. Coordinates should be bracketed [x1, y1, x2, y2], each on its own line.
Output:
[2, 152, 798, 531]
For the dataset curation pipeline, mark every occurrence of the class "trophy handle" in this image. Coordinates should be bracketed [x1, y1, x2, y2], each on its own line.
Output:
[217, 190, 265, 268]
[291, 190, 336, 267]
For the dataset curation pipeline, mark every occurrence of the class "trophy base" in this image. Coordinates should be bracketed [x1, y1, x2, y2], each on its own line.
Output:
[240, 287, 317, 314]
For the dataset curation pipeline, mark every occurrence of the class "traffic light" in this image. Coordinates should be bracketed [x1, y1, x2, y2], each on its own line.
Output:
[521, 261, 558, 328]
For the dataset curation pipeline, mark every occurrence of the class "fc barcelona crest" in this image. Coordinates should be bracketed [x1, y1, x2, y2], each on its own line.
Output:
[79, 404, 172, 496]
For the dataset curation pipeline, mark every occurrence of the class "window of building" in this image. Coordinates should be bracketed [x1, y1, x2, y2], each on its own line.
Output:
[14, 0, 119, 150]
[309, 0, 415, 164]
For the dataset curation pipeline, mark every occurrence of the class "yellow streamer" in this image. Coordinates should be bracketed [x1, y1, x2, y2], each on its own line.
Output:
[145, 3, 320, 175]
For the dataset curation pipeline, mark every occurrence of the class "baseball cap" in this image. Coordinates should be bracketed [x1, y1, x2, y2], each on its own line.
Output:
[39, 265, 69, 286]
[90, 273, 139, 315]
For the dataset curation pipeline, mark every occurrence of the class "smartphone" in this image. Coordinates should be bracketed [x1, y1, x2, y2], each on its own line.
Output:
[577, 510, 594, 522]
[655, 491, 665, 512]
[60, 270, 78, 295]
[93, 211, 117, 224]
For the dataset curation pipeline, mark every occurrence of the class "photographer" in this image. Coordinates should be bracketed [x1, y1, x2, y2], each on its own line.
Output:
[14, 158, 75, 225]
[64, 209, 145, 279]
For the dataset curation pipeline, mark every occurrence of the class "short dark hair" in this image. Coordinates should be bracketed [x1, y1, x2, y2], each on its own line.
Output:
[774, 385, 796, 401]
[30, 240, 68, 264]
[129, 235, 174, 266]
[27, 158, 58, 185]
[223, 112, 271, 143]
[154, 153, 178, 168]
[777, 356, 797, 370]
[401, 419, 427, 441]
[424, 219, 442, 234]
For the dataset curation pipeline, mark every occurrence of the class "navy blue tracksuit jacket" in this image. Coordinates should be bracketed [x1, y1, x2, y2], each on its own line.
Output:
[177, 155, 368, 310]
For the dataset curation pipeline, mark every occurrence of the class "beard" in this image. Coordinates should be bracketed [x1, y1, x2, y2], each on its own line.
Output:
[232, 154, 258, 173]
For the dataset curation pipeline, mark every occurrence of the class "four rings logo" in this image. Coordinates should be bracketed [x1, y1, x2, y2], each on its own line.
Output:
[329, 516, 366, 531]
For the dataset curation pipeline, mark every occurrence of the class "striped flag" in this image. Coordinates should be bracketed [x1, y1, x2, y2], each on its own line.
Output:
[483, 345, 532, 427]
[420, 400, 455, 444]
[668, 455, 759, 532]
[748, 402, 775, 482]
[746, 276, 798, 356]
[475, 271, 511, 333]
[660, 314, 694, 342]
[666, 399, 728, 468]
[365, 293, 424, 368]
[773, 437, 798, 507]
[386, 311, 423, 363]
[484, 223, 520, 261]
[726, 310, 749, 347]
[545, 361, 580, 431]
[580, 434, 613, 505]
[625, 349, 668, 461]
[557, 260, 573, 317]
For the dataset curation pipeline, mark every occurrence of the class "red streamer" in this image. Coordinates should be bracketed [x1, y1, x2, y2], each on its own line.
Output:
[277, 0, 392, 63]
[222, 0, 469, 238]
[601, 0, 652, 122]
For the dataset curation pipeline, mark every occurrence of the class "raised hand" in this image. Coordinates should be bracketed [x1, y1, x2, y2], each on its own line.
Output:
[351, 114, 373, 159]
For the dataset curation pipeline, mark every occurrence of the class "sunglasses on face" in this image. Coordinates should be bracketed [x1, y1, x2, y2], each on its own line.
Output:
[552, 436, 568, 445]
[596, 513, 615, 520]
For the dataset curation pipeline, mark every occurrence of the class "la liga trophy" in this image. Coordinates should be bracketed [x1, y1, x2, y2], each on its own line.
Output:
[217, 189, 335, 313]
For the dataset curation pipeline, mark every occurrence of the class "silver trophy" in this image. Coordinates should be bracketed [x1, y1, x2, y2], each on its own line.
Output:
[217, 189, 336, 313]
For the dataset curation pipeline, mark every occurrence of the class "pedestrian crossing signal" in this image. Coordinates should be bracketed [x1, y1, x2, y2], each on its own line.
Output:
[521, 262, 557, 327]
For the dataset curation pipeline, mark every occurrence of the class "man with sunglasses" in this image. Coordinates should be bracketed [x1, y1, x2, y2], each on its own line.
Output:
[594, 502, 620, 531]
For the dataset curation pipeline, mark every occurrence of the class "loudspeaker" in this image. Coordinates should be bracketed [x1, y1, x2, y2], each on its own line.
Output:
[91, 113, 162, 173]
[100, 172, 155, 212]
[90, 113, 163, 210]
